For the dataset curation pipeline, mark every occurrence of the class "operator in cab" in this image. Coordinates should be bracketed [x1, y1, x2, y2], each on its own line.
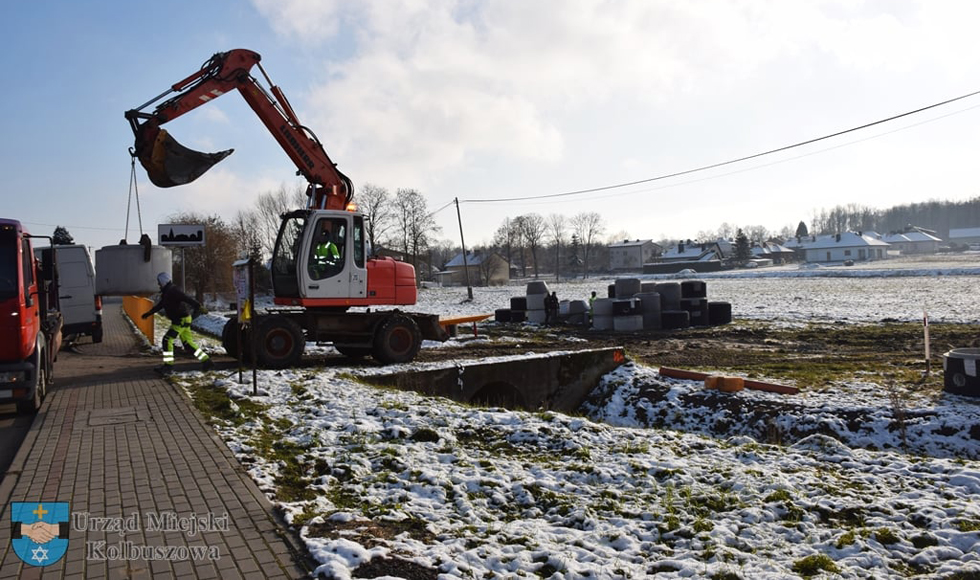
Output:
[310, 219, 344, 280]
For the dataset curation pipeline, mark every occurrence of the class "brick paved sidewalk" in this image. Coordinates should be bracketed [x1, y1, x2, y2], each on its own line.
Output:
[0, 300, 313, 579]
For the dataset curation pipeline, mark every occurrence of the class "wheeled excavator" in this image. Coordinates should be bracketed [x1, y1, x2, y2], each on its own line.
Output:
[126, 49, 446, 367]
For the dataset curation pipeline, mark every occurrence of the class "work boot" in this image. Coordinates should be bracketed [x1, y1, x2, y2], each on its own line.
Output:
[155, 365, 174, 376]
[202, 358, 214, 372]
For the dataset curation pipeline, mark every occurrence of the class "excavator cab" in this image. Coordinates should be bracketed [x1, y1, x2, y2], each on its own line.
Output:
[132, 123, 233, 188]
[271, 210, 367, 305]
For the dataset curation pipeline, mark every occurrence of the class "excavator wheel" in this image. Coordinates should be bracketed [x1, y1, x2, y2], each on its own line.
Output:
[372, 314, 422, 365]
[255, 316, 305, 369]
[220, 317, 252, 362]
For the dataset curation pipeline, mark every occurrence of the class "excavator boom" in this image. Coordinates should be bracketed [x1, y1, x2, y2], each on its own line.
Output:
[126, 49, 352, 210]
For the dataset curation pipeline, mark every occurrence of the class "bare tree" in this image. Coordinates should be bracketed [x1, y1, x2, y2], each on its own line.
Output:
[358, 183, 394, 253]
[547, 213, 567, 282]
[570, 212, 605, 278]
[394, 188, 441, 282]
[517, 213, 546, 279]
[473, 246, 505, 286]
[493, 218, 520, 276]
[166, 212, 238, 302]
[254, 184, 306, 259]
[231, 209, 271, 291]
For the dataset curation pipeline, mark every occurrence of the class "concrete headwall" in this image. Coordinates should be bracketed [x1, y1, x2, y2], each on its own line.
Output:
[361, 347, 627, 413]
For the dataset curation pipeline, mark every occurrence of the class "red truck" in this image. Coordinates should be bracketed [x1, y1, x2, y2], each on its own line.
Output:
[0, 219, 62, 414]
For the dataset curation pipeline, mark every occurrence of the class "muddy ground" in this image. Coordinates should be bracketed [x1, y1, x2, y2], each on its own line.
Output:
[414, 319, 980, 393]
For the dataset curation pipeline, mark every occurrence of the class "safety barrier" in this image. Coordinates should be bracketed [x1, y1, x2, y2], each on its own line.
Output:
[123, 295, 154, 341]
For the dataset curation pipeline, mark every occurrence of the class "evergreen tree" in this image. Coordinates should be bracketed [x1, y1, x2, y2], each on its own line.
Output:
[795, 221, 808, 239]
[734, 229, 751, 263]
[53, 225, 73, 245]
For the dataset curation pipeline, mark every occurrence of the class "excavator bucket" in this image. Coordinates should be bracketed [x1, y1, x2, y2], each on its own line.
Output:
[136, 128, 234, 188]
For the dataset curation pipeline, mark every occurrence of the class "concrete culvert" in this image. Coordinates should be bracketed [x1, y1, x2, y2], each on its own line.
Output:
[510, 296, 527, 310]
[592, 315, 614, 330]
[635, 292, 662, 330]
[568, 300, 588, 314]
[661, 310, 690, 330]
[681, 298, 709, 326]
[680, 280, 707, 299]
[612, 299, 635, 316]
[615, 278, 642, 298]
[707, 301, 732, 325]
[613, 314, 643, 332]
[526, 281, 549, 295]
[494, 308, 511, 323]
[943, 348, 980, 397]
[526, 293, 546, 311]
[640, 282, 657, 293]
[654, 282, 682, 310]
[526, 309, 547, 324]
[593, 298, 614, 317]
[509, 310, 527, 323]
[471, 381, 527, 409]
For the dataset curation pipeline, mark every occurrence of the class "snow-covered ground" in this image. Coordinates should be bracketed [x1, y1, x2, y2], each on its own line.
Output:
[151, 255, 980, 579]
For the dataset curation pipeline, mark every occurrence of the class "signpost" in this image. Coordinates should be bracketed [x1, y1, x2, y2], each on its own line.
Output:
[233, 258, 257, 393]
[158, 224, 206, 290]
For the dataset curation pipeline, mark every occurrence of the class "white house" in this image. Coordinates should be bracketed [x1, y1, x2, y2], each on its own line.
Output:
[663, 240, 725, 262]
[801, 232, 890, 263]
[608, 239, 661, 270]
[949, 227, 980, 245]
[881, 228, 942, 255]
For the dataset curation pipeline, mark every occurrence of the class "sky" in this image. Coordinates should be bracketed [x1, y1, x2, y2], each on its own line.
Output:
[4, 0, 980, 253]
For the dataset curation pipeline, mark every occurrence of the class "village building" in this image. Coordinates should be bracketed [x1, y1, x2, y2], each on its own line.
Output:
[608, 239, 662, 270]
[799, 232, 890, 263]
[881, 227, 942, 255]
[441, 251, 510, 286]
[949, 227, 980, 246]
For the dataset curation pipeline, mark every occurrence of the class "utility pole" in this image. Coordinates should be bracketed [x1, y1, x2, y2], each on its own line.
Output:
[454, 197, 474, 301]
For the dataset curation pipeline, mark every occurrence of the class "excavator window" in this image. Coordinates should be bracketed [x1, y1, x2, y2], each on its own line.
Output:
[309, 218, 347, 280]
[353, 216, 365, 268]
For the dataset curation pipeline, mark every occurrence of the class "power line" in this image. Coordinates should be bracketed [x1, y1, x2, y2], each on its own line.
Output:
[460, 87, 980, 204]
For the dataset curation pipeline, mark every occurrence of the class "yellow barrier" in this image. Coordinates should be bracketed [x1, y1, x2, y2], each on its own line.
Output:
[123, 295, 155, 342]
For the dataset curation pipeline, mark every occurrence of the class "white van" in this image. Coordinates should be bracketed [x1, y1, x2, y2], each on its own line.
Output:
[36, 245, 103, 344]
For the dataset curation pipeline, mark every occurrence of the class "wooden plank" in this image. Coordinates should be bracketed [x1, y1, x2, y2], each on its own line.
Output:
[658, 366, 799, 395]
[438, 313, 493, 327]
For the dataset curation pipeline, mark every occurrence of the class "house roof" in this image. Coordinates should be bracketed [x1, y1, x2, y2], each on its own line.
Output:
[801, 232, 890, 250]
[882, 231, 942, 243]
[444, 252, 506, 268]
[609, 239, 656, 248]
[949, 227, 980, 239]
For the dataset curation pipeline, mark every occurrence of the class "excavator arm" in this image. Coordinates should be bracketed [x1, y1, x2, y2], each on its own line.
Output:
[125, 49, 353, 210]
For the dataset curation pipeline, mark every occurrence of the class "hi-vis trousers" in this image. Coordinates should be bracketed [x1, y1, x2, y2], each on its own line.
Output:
[162, 316, 210, 366]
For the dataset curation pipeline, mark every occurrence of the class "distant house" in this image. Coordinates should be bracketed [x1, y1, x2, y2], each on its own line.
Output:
[663, 240, 723, 262]
[751, 241, 797, 264]
[800, 232, 890, 263]
[949, 227, 980, 245]
[881, 227, 942, 255]
[608, 239, 662, 270]
[442, 251, 510, 286]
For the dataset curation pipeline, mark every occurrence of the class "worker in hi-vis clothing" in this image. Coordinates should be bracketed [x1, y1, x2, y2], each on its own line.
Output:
[142, 272, 212, 374]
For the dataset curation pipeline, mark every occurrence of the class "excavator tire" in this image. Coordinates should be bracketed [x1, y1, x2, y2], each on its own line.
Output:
[255, 316, 305, 369]
[372, 314, 422, 365]
[221, 317, 252, 363]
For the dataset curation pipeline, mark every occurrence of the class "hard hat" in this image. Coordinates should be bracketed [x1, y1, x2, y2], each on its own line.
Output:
[157, 272, 172, 286]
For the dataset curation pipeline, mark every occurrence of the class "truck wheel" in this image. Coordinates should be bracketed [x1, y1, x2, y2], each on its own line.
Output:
[255, 316, 305, 369]
[373, 314, 422, 364]
[17, 364, 45, 415]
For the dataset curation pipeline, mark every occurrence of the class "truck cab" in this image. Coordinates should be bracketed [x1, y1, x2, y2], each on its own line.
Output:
[0, 220, 62, 414]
